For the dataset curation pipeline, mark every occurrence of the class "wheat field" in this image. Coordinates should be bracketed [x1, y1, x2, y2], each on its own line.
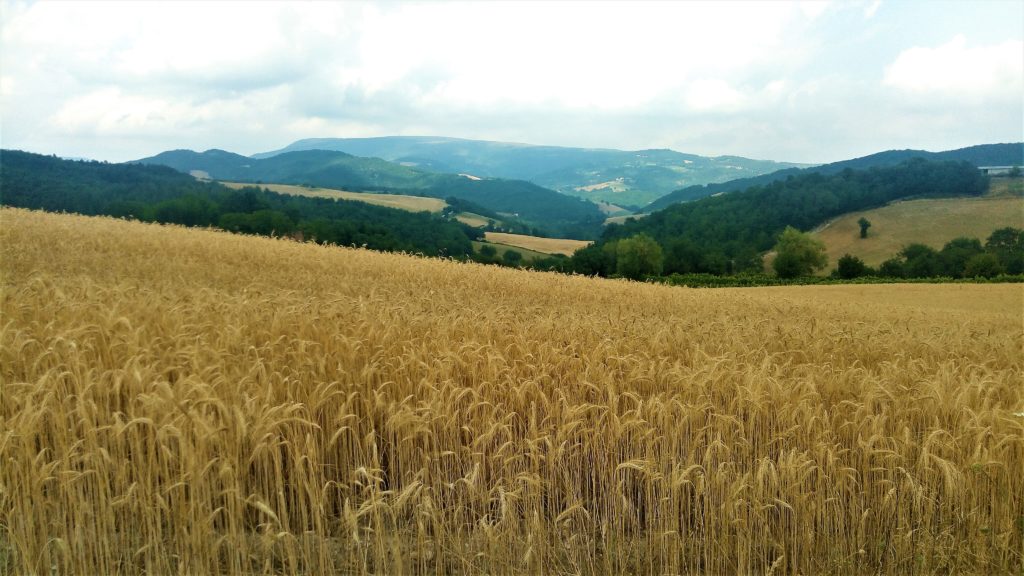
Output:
[1, 207, 1022, 575]
[482, 232, 592, 256]
[222, 182, 447, 213]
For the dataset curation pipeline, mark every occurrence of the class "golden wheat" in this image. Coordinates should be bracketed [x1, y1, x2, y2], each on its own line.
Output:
[1, 207, 1021, 574]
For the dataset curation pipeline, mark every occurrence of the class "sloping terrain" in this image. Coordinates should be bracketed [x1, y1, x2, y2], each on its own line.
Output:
[815, 195, 1024, 268]
[645, 142, 1023, 212]
[580, 158, 986, 276]
[253, 136, 809, 207]
[222, 182, 446, 213]
[134, 148, 606, 237]
[482, 231, 592, 256]
[2, 208, 1021, 574]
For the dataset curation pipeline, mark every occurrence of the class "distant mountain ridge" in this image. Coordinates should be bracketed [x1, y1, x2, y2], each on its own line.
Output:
[133, 148, 606, 239]
[644, 143, 1024, 212]
[253, 136, 811, 207]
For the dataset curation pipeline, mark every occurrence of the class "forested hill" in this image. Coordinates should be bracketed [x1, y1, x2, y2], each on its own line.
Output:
[572, 158, 987, 276]
[0, 150, 479, 257]
[136, 148, 435, 191]
[252, 136, 808, 207]
[134, 148, 605, 239]
[644, 143, 1022, 212]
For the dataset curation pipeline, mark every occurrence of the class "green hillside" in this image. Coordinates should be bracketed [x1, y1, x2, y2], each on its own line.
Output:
[645, 143, 1023, 212]
[253, 136, 809, 207]
[815, 190, 1024, 270]
[1, 150, 479, 258]
[571, 158, 987, 276]
[134, 148, 605, 239]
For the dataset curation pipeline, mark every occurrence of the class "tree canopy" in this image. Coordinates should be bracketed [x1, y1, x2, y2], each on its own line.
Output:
[772, 227, 828, 278]
[574, 158, 987, 276]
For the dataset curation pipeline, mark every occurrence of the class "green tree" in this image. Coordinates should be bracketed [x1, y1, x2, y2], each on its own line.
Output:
[939, 237, 984, 277]
[477, 244, 498, 263]
[964, 253, 1004, 278]
[878, 257, 905, 278]
[616, 234, 664, 280]
[858, 217, 871, 239]
[835, 254, 870, 279]
[901, 243, 942, 277]
[502, 249, 523, 267]
[772, 226, 828, 278]
[985, 227, 1024, 274]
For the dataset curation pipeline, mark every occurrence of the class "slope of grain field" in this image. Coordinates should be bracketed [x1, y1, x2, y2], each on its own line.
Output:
[483, 231, 592, 256]
[222, 181, 446, 212]
[2, 207, 1022, 575]
[815, 195, 1024, 268]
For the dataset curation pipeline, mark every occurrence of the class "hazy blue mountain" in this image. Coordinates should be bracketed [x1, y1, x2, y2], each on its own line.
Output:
[253, 136, 810, 207]
[644, 143, 1024, 212]
[133, 148, 605, 238]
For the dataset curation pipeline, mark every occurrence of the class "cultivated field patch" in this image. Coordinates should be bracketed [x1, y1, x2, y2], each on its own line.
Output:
[2, 208, 1021, 575]
[222, 181, 446, 212]
[483, 231, 592, 256]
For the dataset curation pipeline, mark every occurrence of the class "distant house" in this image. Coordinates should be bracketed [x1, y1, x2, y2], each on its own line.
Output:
[978, 166, 1018, 176]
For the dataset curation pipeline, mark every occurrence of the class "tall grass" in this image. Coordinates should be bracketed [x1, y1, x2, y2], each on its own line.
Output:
[1, 207, 1022, 574]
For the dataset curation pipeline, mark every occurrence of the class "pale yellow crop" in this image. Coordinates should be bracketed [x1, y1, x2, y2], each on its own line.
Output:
[1, 207, 1021, 574]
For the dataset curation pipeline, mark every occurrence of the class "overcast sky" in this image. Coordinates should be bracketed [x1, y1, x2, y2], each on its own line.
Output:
[1, 1, 1021, 164]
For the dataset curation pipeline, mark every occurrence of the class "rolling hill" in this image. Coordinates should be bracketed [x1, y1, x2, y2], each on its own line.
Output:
[133, 148, 605, 238]
[574, 158, 988, 276]
[814, 193, 1024, 270]
[645, 143, 1023, 212]
[221, 182, 447, 213]
[253, 136, 810, 207]
[0, 149, 480, 257]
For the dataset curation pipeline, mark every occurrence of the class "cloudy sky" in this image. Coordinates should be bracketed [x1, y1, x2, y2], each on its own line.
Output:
[1, 1, 1021, 163]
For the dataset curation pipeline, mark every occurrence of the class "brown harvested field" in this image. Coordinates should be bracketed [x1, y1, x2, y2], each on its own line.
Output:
[484, 231, 592, 256]
[222, 181, 446, 212]
[814, 195, 1024, 269]
[2, 207, 1022, 575]
[455, 212, 491, 227]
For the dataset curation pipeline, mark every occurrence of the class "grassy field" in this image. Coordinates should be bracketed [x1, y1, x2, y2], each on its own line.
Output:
[604, 213, 646, 226]
[483, 231, 592, 256]
[815, 195, 1024, 269]
[989, 176, 1024, 198]
[222, 182, 446, 213]
[2, 207, 1022, 575]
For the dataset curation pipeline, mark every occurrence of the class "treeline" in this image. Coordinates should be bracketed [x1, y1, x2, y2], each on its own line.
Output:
[440, 196, 536, 236]
[644, 142, 1022, 211]
[424, 178, 605, 240]
[834, 228, 1024, 280]
[571, 158, 988, 276]
[1, 150, 480, 257]
[135, 148, 607, 240]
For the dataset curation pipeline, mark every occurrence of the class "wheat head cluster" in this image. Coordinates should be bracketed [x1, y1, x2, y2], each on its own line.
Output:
[1, 207, 1022, 575]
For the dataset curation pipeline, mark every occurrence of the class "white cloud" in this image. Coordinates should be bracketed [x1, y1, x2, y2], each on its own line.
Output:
[883, 35, 1024, 99]
[684, 79, 747, 111]
[0, 0, 1021, 162]
[864, 1, 882, 19]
